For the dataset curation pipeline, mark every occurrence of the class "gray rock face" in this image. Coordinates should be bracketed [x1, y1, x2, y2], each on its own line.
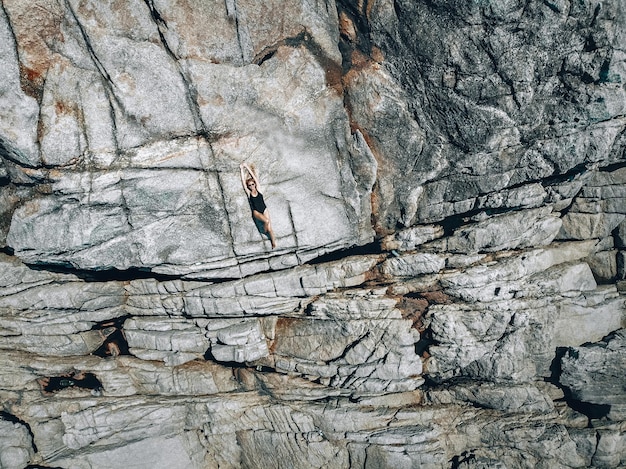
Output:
[0, 419, 34, 469]
[1, 0, 375, 278]
[1, 0, 625, 468]
[343, 0, 626, 230]
[560, 329, 626, 408]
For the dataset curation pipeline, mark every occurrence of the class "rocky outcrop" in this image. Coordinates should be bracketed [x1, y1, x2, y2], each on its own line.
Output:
[1, 0, 625, 468]
[1, 0, 375, 278]
[561, 329, 626, 418]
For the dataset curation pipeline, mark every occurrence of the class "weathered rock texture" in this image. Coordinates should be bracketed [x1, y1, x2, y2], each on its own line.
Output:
[0, 0, 625, 468]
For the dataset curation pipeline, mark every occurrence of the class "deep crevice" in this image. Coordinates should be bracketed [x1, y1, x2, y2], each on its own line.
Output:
[439, 213, 466, 237]
[91, 317, 131, 357]
[547, 347, 611, 424]
[598, 160, 626, 173]
[450, 451, 476, 469]
[590, 3, 601, 28]
[203, 349, 249, 368]
[0, 411, 38, 453]
[1, 245, 15, 256]
[25, 466, 65, 469]
[563, 399, 611, 422]
[336, 0, 374, 73]
[143, 0, 208, 136]
[39, 372, 103, 395]
[0, 136, 38, 170]
[26, 262, 182, 282]
[306, 241, 382, 265]
[415, 334, 434, 357]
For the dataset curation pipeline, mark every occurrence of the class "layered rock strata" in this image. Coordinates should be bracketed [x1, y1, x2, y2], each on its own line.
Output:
[1, 0, 625, 468]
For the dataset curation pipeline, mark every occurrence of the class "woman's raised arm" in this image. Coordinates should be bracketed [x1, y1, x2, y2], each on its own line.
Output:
[243, 163, 261, 192]
[239, 163, 251, 196]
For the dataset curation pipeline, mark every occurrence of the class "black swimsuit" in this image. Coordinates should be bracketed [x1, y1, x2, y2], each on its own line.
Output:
[249, 192, 269, 237]
[249, 192, 266, 214]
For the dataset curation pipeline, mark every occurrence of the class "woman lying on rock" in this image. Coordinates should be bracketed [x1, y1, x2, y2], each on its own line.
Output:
[240, 162, 277, 249]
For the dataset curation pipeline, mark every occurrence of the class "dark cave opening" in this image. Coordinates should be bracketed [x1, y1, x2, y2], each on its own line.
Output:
[91, 317, 130, 358]
[39, 372, 103, 395]
[305, 241, 382, 265]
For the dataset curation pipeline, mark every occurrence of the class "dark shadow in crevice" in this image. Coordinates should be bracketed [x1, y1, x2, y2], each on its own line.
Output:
[0, 137, 37, 170]
[21, 258, 243, 284]
[203, 349, 248, 369]
[416, 159, 596, 237]
[26, 262, 182, 282]
[0, 245, 14, 256]
[0, 411, 38, 453]
[563, 399, 611, 421]
[450, 451, 476, 469]
[598, 160, 626, 172]
[306, 241, 382, 265]
[546, 346, 567, 386]
[435, 215, 462, 239]
[541, 162, 590, 187]
[547, 347, 611, 424]
[420, 373, 445, 388]
[335, 0, 374, 71]
[255, 48, 276, 66]
[39, 372, 103, 395]
[92, 317, 130, 358]
[25, 466, 64, 469]
[415, 335, 434, 356]
[438, 211, 474, 237]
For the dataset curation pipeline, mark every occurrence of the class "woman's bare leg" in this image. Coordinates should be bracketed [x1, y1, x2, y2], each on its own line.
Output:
[253, 210, 277, 248]
[265, 220, 277, 249]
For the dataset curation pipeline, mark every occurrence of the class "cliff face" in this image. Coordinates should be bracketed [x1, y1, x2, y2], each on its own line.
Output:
[0, 0, 625, 468]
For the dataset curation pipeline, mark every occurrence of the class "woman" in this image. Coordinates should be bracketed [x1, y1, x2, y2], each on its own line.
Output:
[240, 162, 277, 249]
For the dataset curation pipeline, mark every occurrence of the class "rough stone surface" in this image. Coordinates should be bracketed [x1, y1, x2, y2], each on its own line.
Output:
[0, 419, 34, 469]
[1, 1, 625, 468]
[560, 329, 626, 408]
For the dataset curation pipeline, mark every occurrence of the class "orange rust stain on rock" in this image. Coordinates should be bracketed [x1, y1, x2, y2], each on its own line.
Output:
[370, 189, 386, 236]
[6, 0, 65, 99]
[269, 317, 298, 353]
[19, 66, 44, 101]
[22, 66, 42, 83]
[342, 67, 360, 92]
[55, 100, 74, 115]
[365, 0, 375, 20]
[395, 296, 430, 331]
[421, 291, 453, 305]
[339, 12, 357, 42]
[350, 49, 370, 71]
[325, 63, 344, 94]
[47, 168, 63, 179]
[370, 46, 385, 64]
